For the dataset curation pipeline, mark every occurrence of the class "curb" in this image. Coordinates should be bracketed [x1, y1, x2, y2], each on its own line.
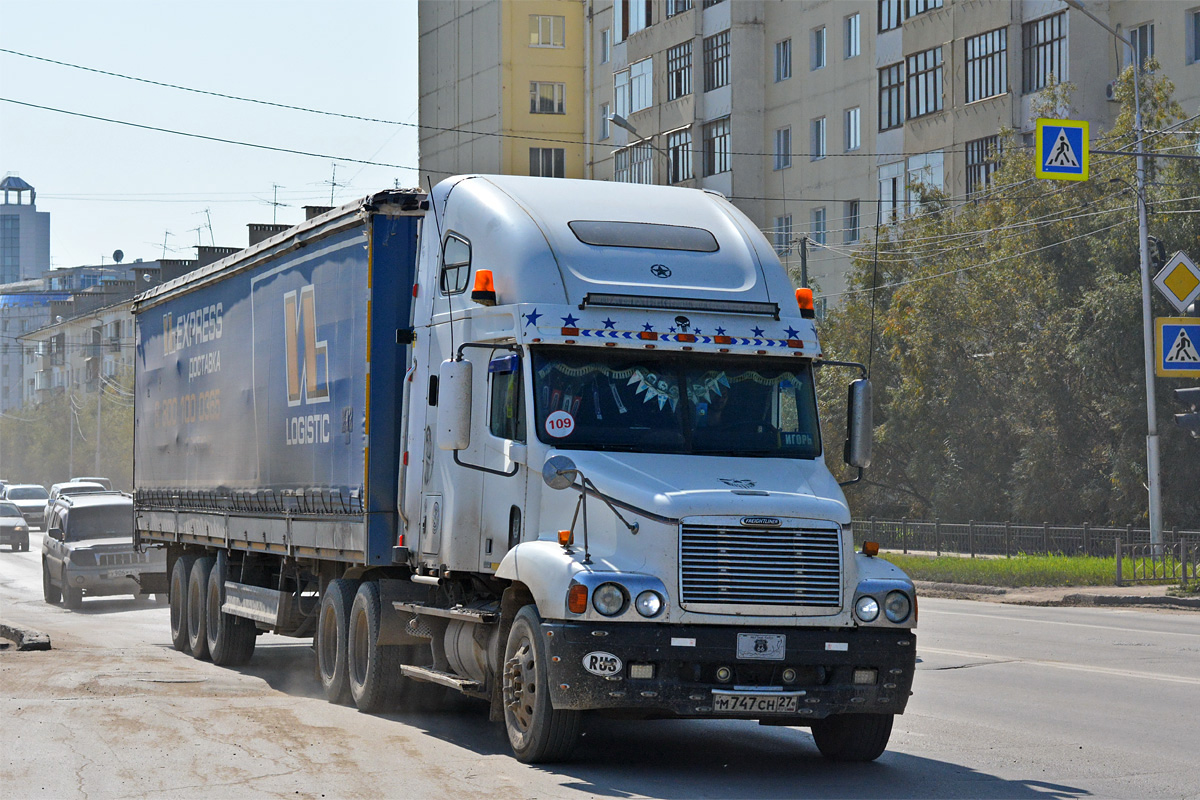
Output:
[0, 622, 51, 651]
[914, 581, 1008, 596]
[1061, 593, 1200, 610]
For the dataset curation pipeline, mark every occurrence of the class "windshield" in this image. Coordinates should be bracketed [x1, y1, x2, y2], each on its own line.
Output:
[67, 506, 133, 541]
[0, 502, 22, 517]
[531, 346, 820, 457]
[7, 487, 47, 500]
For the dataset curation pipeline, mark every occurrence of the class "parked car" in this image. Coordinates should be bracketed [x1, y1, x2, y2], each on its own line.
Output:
[0, 501, 29, 551]
[3, 484, 49, 529]
[69, 476, 112, 491]
[41, 492, 167, 609]
[44, 481, 107, 526]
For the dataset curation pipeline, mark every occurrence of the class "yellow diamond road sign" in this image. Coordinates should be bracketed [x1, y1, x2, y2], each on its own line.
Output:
[1153, 250, 1200, 313]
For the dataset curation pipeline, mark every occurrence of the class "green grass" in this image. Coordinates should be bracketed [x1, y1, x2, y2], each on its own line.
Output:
[880, 553, 1153, 588]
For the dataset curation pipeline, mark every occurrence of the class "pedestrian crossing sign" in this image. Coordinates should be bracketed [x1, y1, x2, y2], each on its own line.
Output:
[1035, 119, 1089, 181]
[1156, 318, 1200, 378]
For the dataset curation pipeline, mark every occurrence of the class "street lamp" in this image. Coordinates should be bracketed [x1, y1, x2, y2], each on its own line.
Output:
[1064, 0, 1161, 545]
[609, 114, 671, 182]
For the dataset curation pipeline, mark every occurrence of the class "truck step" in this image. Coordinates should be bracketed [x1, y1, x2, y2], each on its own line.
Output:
[393, 602, 498, 625]
[400, 665, 484, 694]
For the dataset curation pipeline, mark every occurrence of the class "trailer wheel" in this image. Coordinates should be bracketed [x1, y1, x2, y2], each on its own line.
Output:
[62, 570, 83, 610]
[186, 556, 215, 660]
[317, 578, 358, 705]
[42, 559, 61, 604]
[169, 554, 196, 651]
[502, 605, 580, 763]
[347, 581, 404, 713]
[810, 713, 894, 762]
[205, 553, 256, 666]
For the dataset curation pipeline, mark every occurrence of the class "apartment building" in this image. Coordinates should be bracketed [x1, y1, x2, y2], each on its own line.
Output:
[418, 1, 1200, 302]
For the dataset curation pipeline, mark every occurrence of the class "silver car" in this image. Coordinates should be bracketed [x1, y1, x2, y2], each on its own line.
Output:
[3, 484, 49, 529]
[0, 501, 29, 551]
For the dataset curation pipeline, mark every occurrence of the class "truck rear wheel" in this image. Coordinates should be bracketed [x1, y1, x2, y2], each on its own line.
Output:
[42, 559, 61, 604]
[169, 554, 196, 651]
[810, 713, 894, 762]
[502, 605, 580, 763]
[205, 553, 256, 666]
[186, 556, 215, 660]
[317, 578, 358, 705]
[347, 581, 404, 713]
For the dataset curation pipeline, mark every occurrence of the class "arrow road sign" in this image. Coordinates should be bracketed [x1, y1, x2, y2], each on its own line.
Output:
[1035, 119, 1090, 181]
[1156, 318, 1200, 378]
[1153, 250, 1200, 313]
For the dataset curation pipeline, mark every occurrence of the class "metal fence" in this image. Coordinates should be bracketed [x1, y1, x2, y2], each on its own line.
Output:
[1115, 541, 1200, 586]
[853, 517, 1200, 559]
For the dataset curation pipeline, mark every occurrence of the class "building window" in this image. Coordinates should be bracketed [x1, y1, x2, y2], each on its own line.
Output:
[774, 126, 792, 170]
[530, 15, 565, 47]
[668, 41, 693, 100]
[631, 58, 653, 112]
[666, 0, 692, 17]
[906, 150, 944, 212]
[966, 136, 1001, 196]
[703, 116, 731, 175]
[879, 63, 904, 131]
[600, 102, 611, 140]
[906, 46, 943, 119]
[906, 0, 942, 18]
[775, 38, 792, 82]
[1022, 12, 1066, 93]
[880, 0, 902, 32]
[0, 216, 18, 284]
[772, 215, 792, 255]
[530, 82, 566, 114]
[668, 128, 693, 183]
[812, 26, 826, 70]
[703, 0, 725, 7]
[811, 208, 827, 245]
[1190, 10, 1200, 64]
[845, 14, 861, 58]
[965, 28, 1007, 103]
[613, 144, 654, 184]
[703, 30, 730, 91]
[845, 107, 861, 151]
[615, 0, 652, 42]
[615, 69, 631, 118]
[1127, 23, 1155, 71]
[601, 29, 611, 63]
[811, 118, 826, 160]
[879, 162, 904, 222]
[530, 148, 565, 178]
[844, 200, 861, 243]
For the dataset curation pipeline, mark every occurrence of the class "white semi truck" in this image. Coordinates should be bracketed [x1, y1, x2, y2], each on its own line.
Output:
[133, 175, 916, 763]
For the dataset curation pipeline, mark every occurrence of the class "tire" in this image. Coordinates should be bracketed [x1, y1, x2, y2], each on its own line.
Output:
[20, 536, 29, 552]
[186, 556, 215, 660]
[810, 713, 894, 762]
[502, 605, 581, 763]
[205, 553, 257, 667]
[62, 570, 83, 610]
[169, 554, 197, 652]
[42, 559, 61, 604]
[316, 578, 358, 705]
[347, 581, 404, 713]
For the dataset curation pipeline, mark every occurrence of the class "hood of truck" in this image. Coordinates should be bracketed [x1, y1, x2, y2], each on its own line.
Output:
[548, 450, 850, 524]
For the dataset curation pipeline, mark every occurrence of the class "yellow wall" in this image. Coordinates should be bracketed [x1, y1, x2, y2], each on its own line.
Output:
[500, 0, 586, 178]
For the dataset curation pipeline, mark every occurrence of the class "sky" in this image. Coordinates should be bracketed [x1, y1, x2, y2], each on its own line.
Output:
[1, 0, 421, 270]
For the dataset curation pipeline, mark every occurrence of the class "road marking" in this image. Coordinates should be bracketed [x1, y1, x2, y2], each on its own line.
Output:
[919, 646, 1200, 686]
[922, 606, 1200, 638]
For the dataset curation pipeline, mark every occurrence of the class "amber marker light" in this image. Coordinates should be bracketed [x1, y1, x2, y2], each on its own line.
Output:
[568, 584, 588, 614]
[796, 287, 815, 319]
[558, 529, 573, 546]
[862, 541, 880, 556]
[471, 269, 497, 305]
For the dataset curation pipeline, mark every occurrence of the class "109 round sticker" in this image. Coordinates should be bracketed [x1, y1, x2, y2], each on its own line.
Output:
[545, 410, 576, 438]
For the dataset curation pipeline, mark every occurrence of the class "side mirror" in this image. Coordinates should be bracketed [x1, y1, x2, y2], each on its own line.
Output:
[542, 455, 579, 490]
[844, 378, 873, 468]
[436, 359, 473, 451]
[48, 527, 64, 541]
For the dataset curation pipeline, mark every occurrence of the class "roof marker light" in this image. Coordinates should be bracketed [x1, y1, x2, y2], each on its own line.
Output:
[472, 269, 497, 305]
[796, 288, 815, 319]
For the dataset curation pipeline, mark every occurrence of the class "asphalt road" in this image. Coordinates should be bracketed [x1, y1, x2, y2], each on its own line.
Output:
[2, 529, 1198, 800]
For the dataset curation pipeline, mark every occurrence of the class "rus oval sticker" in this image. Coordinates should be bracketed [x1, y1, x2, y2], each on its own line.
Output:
[582, 651, 623, 676]
[545, 410, 576, 438]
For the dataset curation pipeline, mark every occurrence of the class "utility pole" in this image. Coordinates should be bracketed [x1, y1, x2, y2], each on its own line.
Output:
[95, 380, 102, 474]
[799, 236, 809, 289]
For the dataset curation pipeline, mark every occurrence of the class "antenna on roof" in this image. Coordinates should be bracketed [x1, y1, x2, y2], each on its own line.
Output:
[326, 163, 344, 206]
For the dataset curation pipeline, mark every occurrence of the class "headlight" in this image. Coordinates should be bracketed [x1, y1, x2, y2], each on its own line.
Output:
[15, 525, 26, 532]
[884, 591, 912, 623]
[855, 595, 880, 622]
[634, 590, 663, 618]
[592, 583, 627, 616]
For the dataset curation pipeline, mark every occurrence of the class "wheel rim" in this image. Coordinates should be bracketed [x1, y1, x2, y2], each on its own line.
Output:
[503, 634, 537, 735]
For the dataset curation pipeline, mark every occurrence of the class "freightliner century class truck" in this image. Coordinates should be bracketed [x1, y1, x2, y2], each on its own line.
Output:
[133, 175, 917, 763]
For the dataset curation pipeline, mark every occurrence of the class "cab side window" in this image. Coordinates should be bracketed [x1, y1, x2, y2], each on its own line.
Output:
[488, 354, 525, 442]
[441, 233, 471, 295]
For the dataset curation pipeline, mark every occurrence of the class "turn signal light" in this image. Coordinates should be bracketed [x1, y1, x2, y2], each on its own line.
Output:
[796, 287, 815, 319]
[558, 529, 573, 546]
[567, 584, 588, 614]
[862, 541, 879, 557]
[471, 269, 497, 305]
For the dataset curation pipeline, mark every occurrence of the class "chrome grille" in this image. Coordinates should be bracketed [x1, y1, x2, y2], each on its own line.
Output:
[680, 524, 842, 607]
[97, 551, 147, 568]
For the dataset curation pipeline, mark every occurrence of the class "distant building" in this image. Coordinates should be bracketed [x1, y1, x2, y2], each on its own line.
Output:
[0, 174, 50, 283]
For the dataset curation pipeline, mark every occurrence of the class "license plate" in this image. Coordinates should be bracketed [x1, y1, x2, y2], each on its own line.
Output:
[712, 691, 801, 714]
[106, 569, 137, 579]
[736, 632, 786, 660]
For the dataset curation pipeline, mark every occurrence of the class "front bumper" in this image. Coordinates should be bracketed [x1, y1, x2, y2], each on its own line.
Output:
[543, 621, 915, 721]
[63, 564, 166, 597]
[0, 527, 28, 545]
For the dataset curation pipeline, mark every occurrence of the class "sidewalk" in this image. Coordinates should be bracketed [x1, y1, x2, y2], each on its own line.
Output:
[915, 580, 1200, 611]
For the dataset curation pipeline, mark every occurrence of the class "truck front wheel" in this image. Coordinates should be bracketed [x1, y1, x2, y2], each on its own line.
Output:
[169, 554, 196, 651]
[317, 578, 358, 705]
[810, 713, 894, 762]
[502, 605, 580, 763]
